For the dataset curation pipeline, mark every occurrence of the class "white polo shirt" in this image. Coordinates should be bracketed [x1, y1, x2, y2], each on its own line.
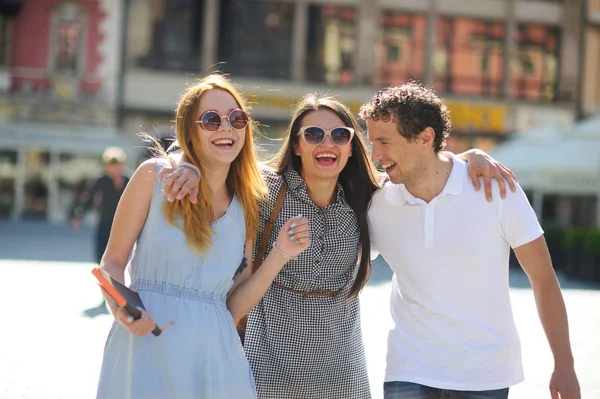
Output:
[368, 155, 543, 391]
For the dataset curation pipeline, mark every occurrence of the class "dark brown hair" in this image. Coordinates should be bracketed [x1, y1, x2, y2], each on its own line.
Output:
[270, 94, 380, 297]
[359, 81, 452, 153]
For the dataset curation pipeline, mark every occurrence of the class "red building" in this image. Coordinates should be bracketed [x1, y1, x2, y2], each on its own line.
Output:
[0, 0, 136, 223]
[8, 0, 104, 95]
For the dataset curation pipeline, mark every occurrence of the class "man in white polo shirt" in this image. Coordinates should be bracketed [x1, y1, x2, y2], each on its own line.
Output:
[360, 83, 580, 399]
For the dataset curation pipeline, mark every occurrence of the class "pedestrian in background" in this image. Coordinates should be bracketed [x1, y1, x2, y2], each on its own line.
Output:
[71, 146, 129, 316]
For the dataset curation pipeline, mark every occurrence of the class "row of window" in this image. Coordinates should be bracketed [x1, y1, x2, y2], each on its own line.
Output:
[0, 2, 86, 74]
[135, 0, 561, 102]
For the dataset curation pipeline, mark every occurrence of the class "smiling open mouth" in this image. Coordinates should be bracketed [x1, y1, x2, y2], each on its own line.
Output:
[315, 152, 338, 166]
[380, 161, 396, 173]
[211, 138, 235, 148]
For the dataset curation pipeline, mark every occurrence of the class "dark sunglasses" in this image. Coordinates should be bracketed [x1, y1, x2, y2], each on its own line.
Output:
[196, 109, 249, 131]
[298, 126, 355, 146]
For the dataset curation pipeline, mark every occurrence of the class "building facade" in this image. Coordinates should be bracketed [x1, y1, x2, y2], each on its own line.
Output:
[122, 0, 583, 156]
[582, 0, 600, 116]
[2, 0, 598, 224]
[0, 0, 136, 223]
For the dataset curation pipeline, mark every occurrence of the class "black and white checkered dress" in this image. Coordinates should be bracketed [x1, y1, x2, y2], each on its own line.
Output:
[244, 167, 371, 399]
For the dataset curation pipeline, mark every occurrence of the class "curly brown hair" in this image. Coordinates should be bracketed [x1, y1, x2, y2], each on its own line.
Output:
[359, 81, 452, 153]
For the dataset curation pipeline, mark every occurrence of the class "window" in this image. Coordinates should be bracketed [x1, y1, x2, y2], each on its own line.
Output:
[434, 18, 505, 97]
[50, 2, 86, 74]
[511, 24, 560, 102]
[0, 16, 11, 67]
[23, 149, 49, 221]
[306, 5, 356, 86]
[0, 150, 17, 219]
[218, 0, 294, 79]
[55, 19, 81, 72]
[375, 12, 426, 86]
[139, 0, 204, 71]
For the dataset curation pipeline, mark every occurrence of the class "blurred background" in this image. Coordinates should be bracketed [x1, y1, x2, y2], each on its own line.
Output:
[0, 0, 600, 282]
[1, 0, 599, 281]
[0, 1, 600, 398]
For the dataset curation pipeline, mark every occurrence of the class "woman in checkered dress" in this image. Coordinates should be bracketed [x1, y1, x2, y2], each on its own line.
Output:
[242, 95, 379, 398]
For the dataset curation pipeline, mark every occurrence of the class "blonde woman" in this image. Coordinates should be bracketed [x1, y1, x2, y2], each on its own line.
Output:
[95, 75, 309, 398]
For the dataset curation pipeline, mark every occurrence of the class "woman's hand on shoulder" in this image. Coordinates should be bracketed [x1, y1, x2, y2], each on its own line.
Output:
[461, 149, 518, 201]
[157, 163, 200, 204]
[273, 215, 310, 260]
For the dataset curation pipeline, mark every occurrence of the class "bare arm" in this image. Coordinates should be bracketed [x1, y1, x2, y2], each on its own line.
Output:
[100, 160, 157, 335]
[226, 216, 310, 322]
[226, 239, 289, 322]
[514, 236, 580, 399]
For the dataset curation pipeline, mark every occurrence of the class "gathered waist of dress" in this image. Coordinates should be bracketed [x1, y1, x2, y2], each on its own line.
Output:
[131, 279, 227, 305]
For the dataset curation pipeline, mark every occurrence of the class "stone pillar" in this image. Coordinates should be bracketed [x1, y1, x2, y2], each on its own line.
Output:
[558, 0, 583, 102]
[292, 0, 309, 82]
[98, 0, 124, 109]
[423, 0, 437, 86]
[502, 0, 516, 98]
[201, 0, 220, 72]
[355, 0, 378, 85]
[12, 148, 26, 221]
[48, 150, 60, 224]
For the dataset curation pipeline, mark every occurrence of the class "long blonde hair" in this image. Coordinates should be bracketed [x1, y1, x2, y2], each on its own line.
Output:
[164, 74, 266, 252]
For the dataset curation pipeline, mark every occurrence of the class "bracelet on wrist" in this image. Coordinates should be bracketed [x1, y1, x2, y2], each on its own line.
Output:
[177, 162, 201, 180]
[272, 243, 295, 260]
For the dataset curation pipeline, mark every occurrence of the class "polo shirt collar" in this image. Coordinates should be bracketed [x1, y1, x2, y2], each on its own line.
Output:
[391, 154, 466, 205]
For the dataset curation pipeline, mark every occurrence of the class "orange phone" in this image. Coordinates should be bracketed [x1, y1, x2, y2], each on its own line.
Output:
[91, 267, 167, 336]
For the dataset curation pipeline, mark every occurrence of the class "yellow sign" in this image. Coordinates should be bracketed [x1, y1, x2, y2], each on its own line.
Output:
[249, 94, 295, 109]
[445, 101, 509, 134]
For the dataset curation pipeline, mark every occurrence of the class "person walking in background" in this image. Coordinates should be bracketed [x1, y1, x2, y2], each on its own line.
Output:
[71, 146, 129, 316]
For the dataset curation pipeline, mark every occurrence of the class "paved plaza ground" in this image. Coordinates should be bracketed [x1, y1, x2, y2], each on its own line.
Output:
[0, 222, 598, 399]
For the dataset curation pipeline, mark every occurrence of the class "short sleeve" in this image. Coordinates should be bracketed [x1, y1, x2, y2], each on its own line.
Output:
[367, 205, 380, 260]
[499, 183, 544, 249]
[370, 245, 380, 261]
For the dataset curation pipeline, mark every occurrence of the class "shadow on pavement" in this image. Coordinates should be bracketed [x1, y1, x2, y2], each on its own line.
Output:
[367, 256, 394, 287]
[82, 301, 110, 318]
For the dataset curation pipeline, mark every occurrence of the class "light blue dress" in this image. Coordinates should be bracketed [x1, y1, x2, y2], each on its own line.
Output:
[96, 159, 256, 399]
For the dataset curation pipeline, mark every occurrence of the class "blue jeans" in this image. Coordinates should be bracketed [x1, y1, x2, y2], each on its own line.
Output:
[384, 381, 509, 399]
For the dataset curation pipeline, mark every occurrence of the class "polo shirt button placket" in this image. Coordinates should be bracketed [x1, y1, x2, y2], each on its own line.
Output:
[424, 203, 435, 248]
